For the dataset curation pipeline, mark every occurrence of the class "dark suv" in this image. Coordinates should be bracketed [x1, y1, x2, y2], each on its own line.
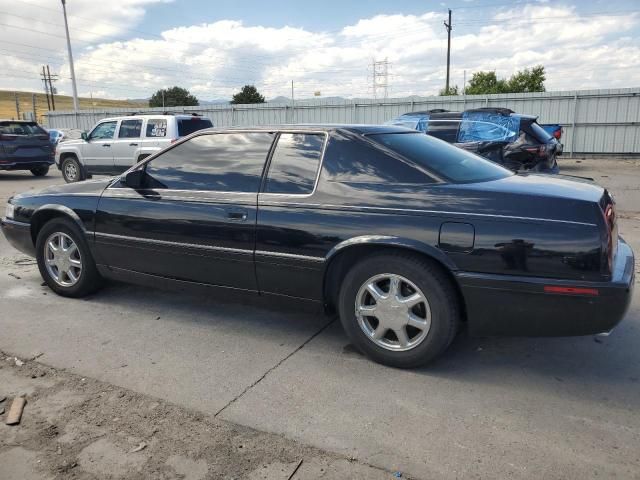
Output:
[388, 108, 562, 173]
[0, 120, 54, 176]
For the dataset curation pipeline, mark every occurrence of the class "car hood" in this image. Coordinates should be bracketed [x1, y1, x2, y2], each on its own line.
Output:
[57, 139, 86, 148]
[13, 178, 114, 200]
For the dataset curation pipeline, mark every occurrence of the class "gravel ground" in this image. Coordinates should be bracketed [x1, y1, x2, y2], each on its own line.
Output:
[0, 352, 393, 480]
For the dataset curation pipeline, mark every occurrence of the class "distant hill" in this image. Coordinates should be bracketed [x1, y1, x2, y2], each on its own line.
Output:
[0, 90, 148, 125]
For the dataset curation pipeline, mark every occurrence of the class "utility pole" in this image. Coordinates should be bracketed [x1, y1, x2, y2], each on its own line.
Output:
[444, 9, 452, 94]
[32, 94, 37, 121]
[47, 65, 57, 111]
[291, 80, 295, 123]
[61, 0, 79, 112]
[41, 66, 51, 111]
[14, 92, 20, 119]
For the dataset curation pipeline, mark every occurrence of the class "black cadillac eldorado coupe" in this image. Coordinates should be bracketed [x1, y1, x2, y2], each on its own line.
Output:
[1, 125, 634, 367]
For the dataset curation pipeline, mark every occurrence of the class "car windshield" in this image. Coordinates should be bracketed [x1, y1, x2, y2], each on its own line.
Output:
[368, 132, 513, 183]
[177, 118, 213, 137]
[0, 121, 47, 136]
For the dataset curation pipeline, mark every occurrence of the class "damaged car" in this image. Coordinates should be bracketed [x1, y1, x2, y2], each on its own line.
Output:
[388, 108, 562, 173]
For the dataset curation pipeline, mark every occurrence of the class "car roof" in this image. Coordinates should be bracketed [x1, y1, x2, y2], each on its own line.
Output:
[97, 114, 210, 122]
[399, 110, 537, 121]
[195, 124, 413, 135]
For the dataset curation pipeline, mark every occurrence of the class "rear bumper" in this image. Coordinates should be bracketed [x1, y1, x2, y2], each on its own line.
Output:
[458, 238, 634, 336]
[1, 218, 35, 256]
[0, 159, 54, 171]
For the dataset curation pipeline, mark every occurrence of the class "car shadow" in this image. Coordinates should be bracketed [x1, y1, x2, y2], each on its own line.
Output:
[77, 278, 640, 409]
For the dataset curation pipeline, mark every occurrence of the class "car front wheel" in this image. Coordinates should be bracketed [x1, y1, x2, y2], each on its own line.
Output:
[338, 252, 460, 368]
[36, 218, 103, 297]
[61, 156, 83, 183]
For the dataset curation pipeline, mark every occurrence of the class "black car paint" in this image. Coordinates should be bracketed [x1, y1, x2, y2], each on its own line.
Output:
[1, 125, 634, 337]
[0, 121, 54, 171]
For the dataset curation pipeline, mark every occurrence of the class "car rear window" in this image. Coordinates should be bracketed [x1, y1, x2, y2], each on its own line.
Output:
[0, 121, 47, 136]
[368, 132, 513, 184]
[177, 118, 213, 137]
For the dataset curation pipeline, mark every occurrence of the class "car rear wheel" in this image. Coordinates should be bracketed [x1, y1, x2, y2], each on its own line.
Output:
[36, 218, 103, 297]
[30, 166, 49, 177]
[338, 252, 460, 368]
[61, 156, 83, 183]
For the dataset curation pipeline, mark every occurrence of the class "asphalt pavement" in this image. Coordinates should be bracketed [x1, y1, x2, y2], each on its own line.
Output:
[1, 158, 639, 479]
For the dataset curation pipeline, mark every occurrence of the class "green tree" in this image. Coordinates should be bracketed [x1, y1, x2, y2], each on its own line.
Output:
[439, 85, 459, 96]
[465, 71, 507, 95]
[149, 86, 199, 108]
[464, 66, 546, 95]
[231, 85, 265, 104]
[506, 65, 546, 93]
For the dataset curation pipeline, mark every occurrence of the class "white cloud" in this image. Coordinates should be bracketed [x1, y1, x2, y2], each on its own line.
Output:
[1, 2, 638, 102]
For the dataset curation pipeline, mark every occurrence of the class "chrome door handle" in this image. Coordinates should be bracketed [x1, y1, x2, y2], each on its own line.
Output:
[227, 210, 248, 221]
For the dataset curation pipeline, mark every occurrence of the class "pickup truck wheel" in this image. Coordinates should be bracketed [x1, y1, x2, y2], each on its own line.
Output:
[61, 156, 83, 183]
[338, 252, 460, 368]
[36, 218, 103, 298]
[30, 166, 49, 176]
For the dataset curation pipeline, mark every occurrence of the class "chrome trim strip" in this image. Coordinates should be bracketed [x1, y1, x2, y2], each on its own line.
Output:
[258, 202, 597, 227]
[255, 250, 325, 263]
[104, 192, 256, 205]
[93, 231, 252, 255]
[2, 218, 30, 227]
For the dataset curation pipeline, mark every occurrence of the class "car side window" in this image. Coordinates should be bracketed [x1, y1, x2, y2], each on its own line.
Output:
[146, 119, 167, 137]
[143, 132, 274, 192]
[89, 121, 117, 140]
[118, 119, 143, 139]
[322, 133, 436, 184]
[264, 133, 325, 195]
[427, 119, 460, 143]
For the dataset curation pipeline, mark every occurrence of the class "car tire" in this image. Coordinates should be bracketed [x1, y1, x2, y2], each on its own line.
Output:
[61, 156, 83, 183]
[36, 217, 103, 298]
[338, 252, 460, 368]
[137, 154, 150, 163]
[30, 166, 49, 177]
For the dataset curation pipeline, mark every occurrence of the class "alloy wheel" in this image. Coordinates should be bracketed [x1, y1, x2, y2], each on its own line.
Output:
[44, 232, 83, 287]
[355, 273, 431, 352]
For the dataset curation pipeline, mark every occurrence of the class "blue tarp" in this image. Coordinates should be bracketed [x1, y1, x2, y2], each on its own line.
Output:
[386, 115, 429, 133]
[457, 111, 520, 143]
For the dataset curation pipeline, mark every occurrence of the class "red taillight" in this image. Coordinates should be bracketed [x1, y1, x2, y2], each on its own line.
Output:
[544, 286, 599, 296]
[553, 129, 562, 140]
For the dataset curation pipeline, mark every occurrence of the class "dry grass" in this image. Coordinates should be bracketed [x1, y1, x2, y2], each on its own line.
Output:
[0, 90, 148, 125]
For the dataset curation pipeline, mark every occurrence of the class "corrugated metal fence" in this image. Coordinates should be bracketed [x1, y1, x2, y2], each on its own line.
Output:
[45, 87, 640, 155]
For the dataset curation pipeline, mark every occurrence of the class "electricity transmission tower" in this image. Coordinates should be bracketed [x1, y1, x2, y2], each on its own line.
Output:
[371, 58, 390, 99]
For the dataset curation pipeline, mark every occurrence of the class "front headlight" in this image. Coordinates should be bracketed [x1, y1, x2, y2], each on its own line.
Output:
[5, 202, 15, 219]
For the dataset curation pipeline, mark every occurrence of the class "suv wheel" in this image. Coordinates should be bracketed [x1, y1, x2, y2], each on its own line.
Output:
[36, 218, 103, 297]
[30, 166, 49, 177]
[62, 156, 83, 183]
[338, 252, 460, 368]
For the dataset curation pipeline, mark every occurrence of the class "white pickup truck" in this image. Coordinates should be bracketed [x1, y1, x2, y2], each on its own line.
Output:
[55, 113, 213, 182]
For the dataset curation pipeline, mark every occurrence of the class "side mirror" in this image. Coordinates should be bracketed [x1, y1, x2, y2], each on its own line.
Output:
[81, 132, 88, 141]
[122, 169, 145, 189]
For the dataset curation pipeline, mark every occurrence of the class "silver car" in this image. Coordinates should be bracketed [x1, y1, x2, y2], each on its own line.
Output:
[55, 114, 213, 183]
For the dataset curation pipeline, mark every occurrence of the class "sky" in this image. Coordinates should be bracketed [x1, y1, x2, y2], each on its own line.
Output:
[1, 0, 639, 101]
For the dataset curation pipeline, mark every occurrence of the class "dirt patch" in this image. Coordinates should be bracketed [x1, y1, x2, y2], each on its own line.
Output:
[0, 352, 395, 479]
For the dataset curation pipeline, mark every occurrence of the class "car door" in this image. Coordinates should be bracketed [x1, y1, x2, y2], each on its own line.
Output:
[93, 131, 275, 290]
[111, 119, 143, 172]
[83, 120, 117, 173]
[255, 131, 327, 299]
